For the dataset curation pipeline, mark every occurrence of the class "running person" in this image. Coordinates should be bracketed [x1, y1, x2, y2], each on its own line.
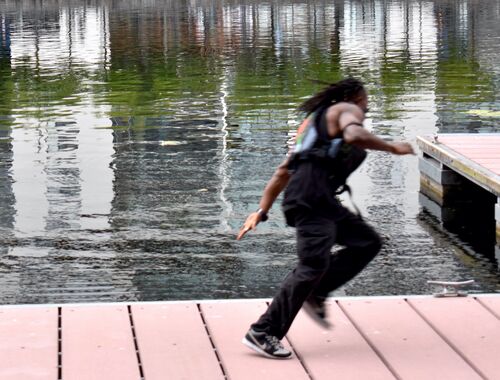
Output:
[237, 78, 414, 359]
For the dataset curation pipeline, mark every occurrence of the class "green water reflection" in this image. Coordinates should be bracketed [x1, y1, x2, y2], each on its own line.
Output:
[1, 1, 499, 126]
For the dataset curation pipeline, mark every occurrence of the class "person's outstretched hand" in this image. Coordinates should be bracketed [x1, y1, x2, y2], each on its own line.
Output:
[236, 212, 262, 240]
[392, 142, 415, 155]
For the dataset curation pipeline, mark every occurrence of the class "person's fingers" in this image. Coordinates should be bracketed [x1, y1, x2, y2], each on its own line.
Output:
[405, 143, 416, 155]
[236, 230, 245, 240]
[394, 142, 415, 155]
[236, 225, 252, 240]
[236, 212, 261, 240]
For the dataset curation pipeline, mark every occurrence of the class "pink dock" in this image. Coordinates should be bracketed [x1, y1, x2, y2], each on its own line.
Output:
[417, 133, 500, 246]
[1, 295, 500, 380]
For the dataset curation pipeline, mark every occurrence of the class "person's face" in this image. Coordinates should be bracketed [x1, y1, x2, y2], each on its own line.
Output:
[352, 90, 369, 114]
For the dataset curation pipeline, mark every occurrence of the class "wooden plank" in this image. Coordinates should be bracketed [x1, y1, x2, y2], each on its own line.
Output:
[438, 136, 500, 143]
[479, 166, 500, 175]
[438, 143, 500, 148]
[417, 135, 500, 195]
[473, 159, 500, 163]
[455, 152, 499, 159]
[430, 135, 500, 168]
[462, 151, 500, 156]
[439, 143, 500, 147]
[131, 303, 223, 380]
[471, 164, 500, 173]
[338, 298, 481, 380]
[437, 146, 500, 151]
[200, 301, 309, 380]
[61, 305, 140, 380]
[0, 307, 58, 380]
[439, 141, 500, 146]
[476, 296, 500, 319]
[287, 300, 395, 380]
[408, 297, 500, 379]
[441, 145, 500, 157]
[474, 160, 500, 165]
[441, 147, 500, 151]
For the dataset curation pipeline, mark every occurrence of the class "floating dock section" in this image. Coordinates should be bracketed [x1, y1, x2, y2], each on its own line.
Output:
[417, 133, 500, 247]
[1, 295, 500, 380]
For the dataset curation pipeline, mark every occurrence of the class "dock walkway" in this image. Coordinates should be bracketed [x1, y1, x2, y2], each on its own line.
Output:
[417, 133, 500, 244]
[1, 295, 500, 380]
[417, 133, 500, 196]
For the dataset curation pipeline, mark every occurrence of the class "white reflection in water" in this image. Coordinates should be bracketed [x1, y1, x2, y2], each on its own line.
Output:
[11, 126, 48, 235]
[10, 5, 109, 73]
[76, 111, 114, 231]
[218, 67, 232, 232]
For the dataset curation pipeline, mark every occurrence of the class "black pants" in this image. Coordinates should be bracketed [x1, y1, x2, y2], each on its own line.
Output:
[251, 208, 382, 339]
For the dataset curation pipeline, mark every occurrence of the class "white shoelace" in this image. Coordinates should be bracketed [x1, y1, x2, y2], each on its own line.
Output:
[266, 335, 284, 350]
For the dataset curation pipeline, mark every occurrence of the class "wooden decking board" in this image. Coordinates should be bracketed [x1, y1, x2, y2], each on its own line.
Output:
[61, 305, 141, 380]
[438, 135, 500, 142]
[445, 154, 498, 161]
[408, 297, 500, 379]
[131, 303, 223, 380]
[436, 148, 500, 153]
[433, 135, 500, 178]
[199, 301, 310, 380]
[473, 159, 500, 163]
[480, 166, 500, 173]
[417, 134, 500, 192]
[287, 300, 396, 380]
[476, 296, 500, 319]
[438, 139, 500, 144]
[436, 144, 500, 148]
[337, 298, 482, 380]
[0, 307, 58, 380]
[1, 296, 500, 379]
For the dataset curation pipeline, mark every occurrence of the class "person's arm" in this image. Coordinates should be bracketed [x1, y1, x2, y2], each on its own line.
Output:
[336, 105, 415, 155]
[236, 158, 291, 240]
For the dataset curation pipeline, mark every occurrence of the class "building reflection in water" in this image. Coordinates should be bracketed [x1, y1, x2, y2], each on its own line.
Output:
[0, 11, 15, 247]
[0, 12, 21, 298]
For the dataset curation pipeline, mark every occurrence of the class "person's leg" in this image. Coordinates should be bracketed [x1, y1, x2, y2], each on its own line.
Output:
[250, 211, 337, 339]
[312, 211, 382, 299]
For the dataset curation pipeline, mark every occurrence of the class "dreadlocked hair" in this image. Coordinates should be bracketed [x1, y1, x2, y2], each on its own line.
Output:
[299, 78, 365, 115]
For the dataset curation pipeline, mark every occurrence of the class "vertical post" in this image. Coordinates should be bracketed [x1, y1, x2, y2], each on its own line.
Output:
[496, 198, 500, 240]
[496, 198, 500, 263]
[418, 153, 465, 222]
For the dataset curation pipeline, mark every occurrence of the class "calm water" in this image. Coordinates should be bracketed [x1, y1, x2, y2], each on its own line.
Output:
[0, 0, 499, 304]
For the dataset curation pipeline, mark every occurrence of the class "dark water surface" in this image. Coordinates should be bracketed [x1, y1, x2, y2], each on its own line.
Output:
[0, 0, 499, 304]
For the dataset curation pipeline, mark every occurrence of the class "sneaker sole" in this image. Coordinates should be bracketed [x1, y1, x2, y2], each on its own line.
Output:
[241, 337, 292, 360]
[302, 302, 333, 329]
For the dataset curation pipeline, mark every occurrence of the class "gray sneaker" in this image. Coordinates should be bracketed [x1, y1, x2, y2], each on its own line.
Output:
[242, 329, 292, 359]
[303, 297, 332, 329]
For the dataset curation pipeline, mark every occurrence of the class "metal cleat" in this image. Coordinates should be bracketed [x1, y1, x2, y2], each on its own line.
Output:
[427, 280, 475, 298]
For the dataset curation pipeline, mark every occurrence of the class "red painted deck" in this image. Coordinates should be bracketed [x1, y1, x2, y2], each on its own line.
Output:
[437, 134, 500, 176]
[1, 295, 499, 380]
[417, 133, 500, 196]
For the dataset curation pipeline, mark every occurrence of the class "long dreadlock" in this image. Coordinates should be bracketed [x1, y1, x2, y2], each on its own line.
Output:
[299, 78, 365, 115]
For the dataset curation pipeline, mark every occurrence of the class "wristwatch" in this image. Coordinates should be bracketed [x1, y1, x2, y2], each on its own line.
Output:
[257, 208, 268, 222]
